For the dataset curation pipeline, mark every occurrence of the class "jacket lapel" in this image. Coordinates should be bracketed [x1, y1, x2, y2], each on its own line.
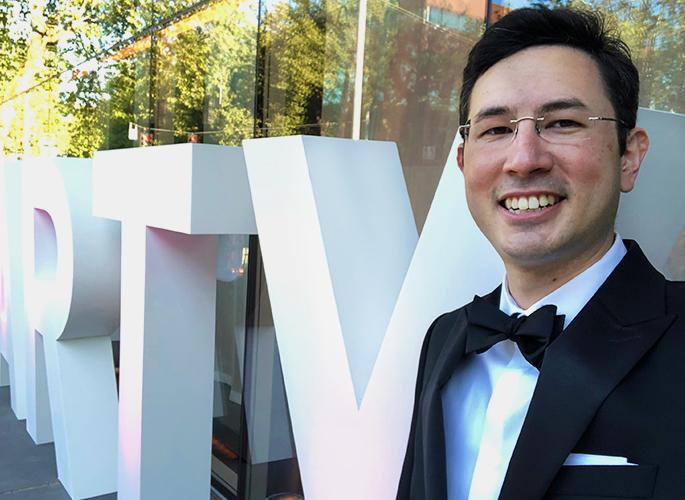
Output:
[499, 241, 677, 500]
[418, 287, 501, 499]
[419, 314, 467, 499]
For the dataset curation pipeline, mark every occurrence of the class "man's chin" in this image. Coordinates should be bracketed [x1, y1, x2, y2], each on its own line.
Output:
[497, 241, 563, 269]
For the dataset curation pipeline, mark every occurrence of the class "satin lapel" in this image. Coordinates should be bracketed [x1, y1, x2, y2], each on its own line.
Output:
[420, 313, 467, 499]
[499, 242, 677, 500]
[420, 287, 500, 499]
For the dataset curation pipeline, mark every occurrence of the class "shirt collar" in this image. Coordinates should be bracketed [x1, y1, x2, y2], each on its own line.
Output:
[499, 235, 627, 329]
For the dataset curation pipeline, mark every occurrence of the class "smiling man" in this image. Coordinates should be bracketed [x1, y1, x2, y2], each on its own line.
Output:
[398, 6, 685, 500]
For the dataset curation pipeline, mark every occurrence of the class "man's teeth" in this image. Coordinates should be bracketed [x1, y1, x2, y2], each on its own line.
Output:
[503, 194, 559, 212]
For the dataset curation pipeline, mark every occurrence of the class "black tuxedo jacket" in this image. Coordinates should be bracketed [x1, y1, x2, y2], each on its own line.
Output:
[397, 241, 685, 500]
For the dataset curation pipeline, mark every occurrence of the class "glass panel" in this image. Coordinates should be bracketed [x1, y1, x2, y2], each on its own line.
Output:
[213, 239, 306, 499]
[0, 0, 258, 157]
[64, 38, 153, 154]
[240, 271, 304, 499]
[222, 238, 303, 500]
[213, 243, 305, 500]
[150, 0, 258, 146]
[258, 0, 486, 230]
[595, 0, 685, 115]
[213, 235, 251, 498]
[0, 1, 157, 157]
[319, 0, 362, 138]
[258, 0, 360, 138]
[362, 0, 485, 229]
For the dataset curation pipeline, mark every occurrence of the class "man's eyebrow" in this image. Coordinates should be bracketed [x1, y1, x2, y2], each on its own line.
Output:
[539, 98, 589, 114]
[471, 99, 590, 122]
[472, 106, 511, 122]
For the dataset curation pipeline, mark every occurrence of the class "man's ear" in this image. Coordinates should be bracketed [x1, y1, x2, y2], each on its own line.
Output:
[457, 143, 465, 173]
[620, 127, 649, 193]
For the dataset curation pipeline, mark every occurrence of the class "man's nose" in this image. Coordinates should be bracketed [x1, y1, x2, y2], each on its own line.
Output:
[501, 121, 554, 175]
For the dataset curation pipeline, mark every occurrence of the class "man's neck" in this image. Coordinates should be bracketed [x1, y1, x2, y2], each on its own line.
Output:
[505, 235, 616, 309]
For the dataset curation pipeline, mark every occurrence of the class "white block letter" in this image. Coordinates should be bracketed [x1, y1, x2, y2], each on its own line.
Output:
[93, 144, 256, 500]
[243, 135, 502, 499]
[23, 157, 120, 499]
[0, 159, 29, 418]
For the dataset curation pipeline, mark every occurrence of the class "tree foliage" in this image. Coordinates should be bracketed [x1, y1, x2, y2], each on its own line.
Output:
[0, 0, 257, 157]
[0, 0, 684, 158]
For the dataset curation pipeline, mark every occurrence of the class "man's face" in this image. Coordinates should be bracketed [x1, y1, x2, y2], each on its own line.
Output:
[457, 45, 645, 273]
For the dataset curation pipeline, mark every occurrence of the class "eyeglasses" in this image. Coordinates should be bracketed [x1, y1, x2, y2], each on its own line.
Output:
[458, 111, 628, 150]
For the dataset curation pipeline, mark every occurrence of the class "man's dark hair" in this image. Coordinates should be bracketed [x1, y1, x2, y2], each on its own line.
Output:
[459, 6, 639, 154]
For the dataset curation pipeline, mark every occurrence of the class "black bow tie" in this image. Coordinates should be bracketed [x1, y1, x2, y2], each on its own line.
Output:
[465, 296, 565, 369]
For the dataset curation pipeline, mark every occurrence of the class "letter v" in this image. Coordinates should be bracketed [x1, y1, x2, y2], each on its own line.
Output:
[243, 135, 501, 500]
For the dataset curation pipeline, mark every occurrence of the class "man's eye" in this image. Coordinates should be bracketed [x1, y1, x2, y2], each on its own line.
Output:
[481, 126, 514, 136]
[547, 119, 582, 128]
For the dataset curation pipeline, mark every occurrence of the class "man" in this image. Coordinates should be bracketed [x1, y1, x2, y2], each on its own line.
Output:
[398, 5, 685, 500]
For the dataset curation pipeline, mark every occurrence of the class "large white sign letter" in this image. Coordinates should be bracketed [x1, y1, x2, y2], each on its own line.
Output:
[22, 157, 120, 499]
[93, 143, 256, 500]
[243, 135, 502, 499]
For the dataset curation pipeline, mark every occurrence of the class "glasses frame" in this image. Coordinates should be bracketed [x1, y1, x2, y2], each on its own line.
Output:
[458, 115, 629, 141]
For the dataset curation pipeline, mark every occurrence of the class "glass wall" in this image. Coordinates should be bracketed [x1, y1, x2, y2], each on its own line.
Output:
[361, 0, 483, 228]
[212, 234, 305, 499]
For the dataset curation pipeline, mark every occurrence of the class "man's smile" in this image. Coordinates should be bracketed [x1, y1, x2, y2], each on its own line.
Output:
[498, 192, 566, 214]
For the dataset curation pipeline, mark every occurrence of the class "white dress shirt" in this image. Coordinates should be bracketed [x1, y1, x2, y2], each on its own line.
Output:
[442, 236, 627, 500]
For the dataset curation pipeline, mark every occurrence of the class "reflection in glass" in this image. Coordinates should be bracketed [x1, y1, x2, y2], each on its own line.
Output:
[507, 0, 685, 116]
[361, 0, 484, 229]
[258, 0, 360, 138]
[151, 0, 257, 146]
[259, 0, 487, 230]
[213, 235, 250, 497]
[212, 235, 304, 499]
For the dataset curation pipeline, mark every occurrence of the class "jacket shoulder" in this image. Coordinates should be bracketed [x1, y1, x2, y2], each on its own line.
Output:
[420, 307, 467, 373]
[666, 279, 685, 312]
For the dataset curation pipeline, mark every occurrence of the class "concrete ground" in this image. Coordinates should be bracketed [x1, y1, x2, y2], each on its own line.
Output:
[0, 386, 116, 500]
